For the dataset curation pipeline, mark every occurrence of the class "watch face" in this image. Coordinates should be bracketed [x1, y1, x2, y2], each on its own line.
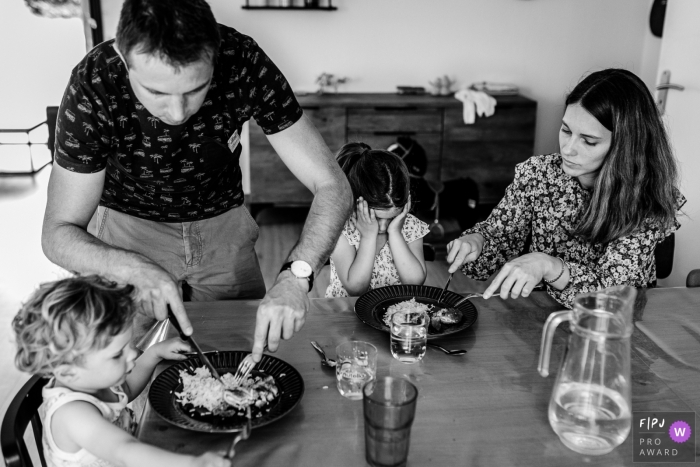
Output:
[291, 260, 312, 278]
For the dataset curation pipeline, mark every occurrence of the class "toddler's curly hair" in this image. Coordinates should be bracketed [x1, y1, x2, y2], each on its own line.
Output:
[12, 275, 137, 376]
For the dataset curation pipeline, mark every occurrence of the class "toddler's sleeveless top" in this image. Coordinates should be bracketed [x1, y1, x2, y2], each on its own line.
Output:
[38, 378, 137, 467]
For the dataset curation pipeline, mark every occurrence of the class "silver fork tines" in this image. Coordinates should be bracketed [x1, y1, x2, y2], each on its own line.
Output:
[231, 354, 256, 387]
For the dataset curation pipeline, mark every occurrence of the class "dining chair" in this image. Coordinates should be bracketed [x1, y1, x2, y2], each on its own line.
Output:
[0, 107, 56, 177]
[654, 233, 674, 280]
[1, 375, 48, 467]
[686, 269, 700, 288]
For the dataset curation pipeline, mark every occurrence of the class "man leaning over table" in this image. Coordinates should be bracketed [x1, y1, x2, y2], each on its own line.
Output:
[41, 0, 352, 362]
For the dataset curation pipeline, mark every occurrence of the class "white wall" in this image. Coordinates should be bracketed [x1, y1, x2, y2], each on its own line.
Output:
[4, 0, 660, 155]
[0, 1, 86, 128]
[206, 0, 661, 155]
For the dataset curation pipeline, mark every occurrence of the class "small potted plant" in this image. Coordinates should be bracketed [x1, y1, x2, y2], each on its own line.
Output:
[315, 73, 348, 94]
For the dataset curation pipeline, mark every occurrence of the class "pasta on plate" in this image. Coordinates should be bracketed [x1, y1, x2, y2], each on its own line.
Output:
[176, 367, 278, 417]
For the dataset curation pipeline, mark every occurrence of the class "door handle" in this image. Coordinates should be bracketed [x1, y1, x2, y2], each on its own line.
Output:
[656, 70, 684, 115]
[656, 83, 685, 91]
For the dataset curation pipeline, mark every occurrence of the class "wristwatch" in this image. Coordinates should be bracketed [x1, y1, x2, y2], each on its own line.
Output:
[280, 260, 314, 292]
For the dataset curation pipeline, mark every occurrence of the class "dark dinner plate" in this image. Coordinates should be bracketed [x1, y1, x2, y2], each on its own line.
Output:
[354, 285, 478, 339]
[149, 351, 304, 433]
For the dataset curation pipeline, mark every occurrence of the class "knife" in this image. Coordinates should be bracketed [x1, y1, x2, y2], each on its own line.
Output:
[167, 305, 221, 379]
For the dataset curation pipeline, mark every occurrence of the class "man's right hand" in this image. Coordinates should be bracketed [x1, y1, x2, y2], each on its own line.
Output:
[446, 233, 485, 273]
[127, 258, 192, 335]
[42, 164, 193, 334]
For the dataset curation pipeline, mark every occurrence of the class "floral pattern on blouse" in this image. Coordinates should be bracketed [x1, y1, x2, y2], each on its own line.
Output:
[461, 154, 685, 308]
[326, 213, 430, 297]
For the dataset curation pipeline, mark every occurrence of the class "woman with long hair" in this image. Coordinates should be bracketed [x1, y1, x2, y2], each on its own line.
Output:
[447, 68, 684, 308]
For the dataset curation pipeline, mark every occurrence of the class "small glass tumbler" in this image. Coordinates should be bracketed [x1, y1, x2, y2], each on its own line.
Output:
[335, 341, 377, 400]
[363, 377, 418, 467]
[390, 310, 428, 363]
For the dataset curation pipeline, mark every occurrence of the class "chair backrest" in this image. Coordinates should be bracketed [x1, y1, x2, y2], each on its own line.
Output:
[686, 269, 700, 288]
[654, 233, 675, 280]
[1, 375, 48, 467]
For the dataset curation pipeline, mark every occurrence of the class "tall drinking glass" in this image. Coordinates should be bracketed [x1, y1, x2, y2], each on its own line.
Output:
[363, 377, 418, 467]
[335, 341, 377, 400]
[390, 310, 428, 363]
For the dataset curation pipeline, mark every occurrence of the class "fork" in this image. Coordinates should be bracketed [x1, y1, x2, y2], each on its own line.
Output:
[225, 406, 252, 459]
[230, 354, 256, 387]
[454, 293, 484, 306]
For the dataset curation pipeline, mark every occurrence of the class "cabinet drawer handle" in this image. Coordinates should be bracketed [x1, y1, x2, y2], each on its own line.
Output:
[373, 106, 418, 111]
[372, 131, 417, 136]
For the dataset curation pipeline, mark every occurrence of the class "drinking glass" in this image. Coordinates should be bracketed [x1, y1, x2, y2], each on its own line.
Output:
[363, 377, 418, 467]
[335, 341, 377, 400]
[390, 310, 428, 363]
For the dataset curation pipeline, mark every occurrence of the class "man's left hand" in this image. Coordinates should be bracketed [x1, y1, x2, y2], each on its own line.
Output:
[252, 271, 309, 362]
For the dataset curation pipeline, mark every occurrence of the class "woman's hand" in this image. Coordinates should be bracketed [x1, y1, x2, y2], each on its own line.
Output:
[446, 233, 485, 273]
[148, 337, 191, 361]
[482, 252, 558, 300]
[355, 197, 379, 239]
[387, 201, 410, 237]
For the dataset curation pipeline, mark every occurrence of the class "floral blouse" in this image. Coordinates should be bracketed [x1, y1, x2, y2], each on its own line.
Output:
[326, 213, 430, 297]
[461, 154, 684, 308]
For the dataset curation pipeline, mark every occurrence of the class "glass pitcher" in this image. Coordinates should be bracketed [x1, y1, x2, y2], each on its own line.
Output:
[538, 285, 636, 456]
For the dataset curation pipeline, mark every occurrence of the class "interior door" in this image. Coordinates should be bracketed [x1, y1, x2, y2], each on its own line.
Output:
[656, 0, 700, 287]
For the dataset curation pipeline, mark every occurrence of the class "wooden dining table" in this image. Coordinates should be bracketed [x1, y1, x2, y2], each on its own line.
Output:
[136, 287, 700, 466]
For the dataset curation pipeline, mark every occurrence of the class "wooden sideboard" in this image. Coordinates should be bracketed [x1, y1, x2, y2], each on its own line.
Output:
[248, 93, 537, 209]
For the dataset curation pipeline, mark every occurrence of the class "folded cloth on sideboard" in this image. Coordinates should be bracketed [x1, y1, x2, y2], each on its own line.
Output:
[454, 89, 497, 124]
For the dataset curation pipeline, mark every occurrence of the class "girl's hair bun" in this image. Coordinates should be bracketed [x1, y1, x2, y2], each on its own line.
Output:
[336, 142, 410, 209]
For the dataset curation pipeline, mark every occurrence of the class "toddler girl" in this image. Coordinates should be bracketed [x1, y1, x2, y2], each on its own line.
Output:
[12, 275, 230, 467]
[326, 142, 430, 297]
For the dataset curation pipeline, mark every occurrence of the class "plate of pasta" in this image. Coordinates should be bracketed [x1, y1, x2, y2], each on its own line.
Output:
[354, 285, 478, 338]
[149, 351, 304, 433]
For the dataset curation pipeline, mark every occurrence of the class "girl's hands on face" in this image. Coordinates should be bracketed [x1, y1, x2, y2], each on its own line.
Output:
[150, 337, 192, 361]
[354, 197, 379, 239]
[387, 199, 410, 237]
[482, 252, 550, 300]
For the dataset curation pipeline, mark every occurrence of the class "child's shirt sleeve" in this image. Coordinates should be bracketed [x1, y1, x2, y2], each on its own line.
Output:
[401, 214, 430, 244]
[341, 216, 361, 247]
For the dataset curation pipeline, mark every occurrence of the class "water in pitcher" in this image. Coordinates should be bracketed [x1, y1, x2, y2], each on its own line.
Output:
[549, 381, 631, 456]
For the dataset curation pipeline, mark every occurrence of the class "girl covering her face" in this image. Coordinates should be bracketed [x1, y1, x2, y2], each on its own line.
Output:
[326, 143, 430, 297]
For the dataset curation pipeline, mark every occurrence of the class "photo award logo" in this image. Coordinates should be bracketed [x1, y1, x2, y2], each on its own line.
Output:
[633, 412, 696, 463]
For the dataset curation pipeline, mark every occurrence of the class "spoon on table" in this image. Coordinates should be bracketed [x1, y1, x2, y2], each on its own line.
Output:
[427, 343, 467, 356]
[310, 341, 337, 368]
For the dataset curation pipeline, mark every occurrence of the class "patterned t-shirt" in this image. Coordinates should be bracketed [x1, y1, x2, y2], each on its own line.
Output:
[55, 25, 303, 222]
[461, 154, 685, 308]
[326, 214, 430, 297]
